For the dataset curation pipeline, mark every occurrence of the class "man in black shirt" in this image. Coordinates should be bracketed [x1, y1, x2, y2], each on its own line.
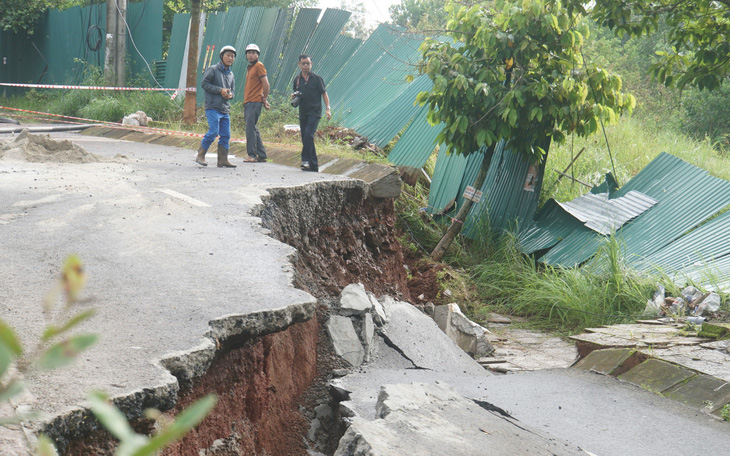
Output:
[292, 54, 331, 172]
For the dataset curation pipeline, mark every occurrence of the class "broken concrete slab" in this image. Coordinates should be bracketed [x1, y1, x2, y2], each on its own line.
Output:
[485, 327, 578, 372]
[367, 292, 388, 325]
[327, 315, 365, 367]
[618, 359, 696, 393]
[361, 313, 375, 363]
[433, 303, 495, 358]
[380, 300, 487, 375]
[573, 348, 644, 376]
[339, 283, 373, 316]
[663, 374, 730, 413]
[333, 382, 586, 456]
[699, 321, 730, 340]
[349, 165, 402, 199]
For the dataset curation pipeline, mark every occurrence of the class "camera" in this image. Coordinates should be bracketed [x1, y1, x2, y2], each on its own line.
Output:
[291, 91, 302, 107]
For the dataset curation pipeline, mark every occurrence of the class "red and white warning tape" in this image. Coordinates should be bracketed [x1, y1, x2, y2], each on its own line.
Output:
[0, 82, 195, 92]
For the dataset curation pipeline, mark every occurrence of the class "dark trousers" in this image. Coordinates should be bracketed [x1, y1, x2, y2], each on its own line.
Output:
[244, 102, 266, 159]
[300, 114, 321, 169]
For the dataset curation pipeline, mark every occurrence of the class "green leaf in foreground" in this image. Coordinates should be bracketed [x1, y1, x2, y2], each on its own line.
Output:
[131, 394, 217, 456]
[89, 391, 141, 443]
[36, 334, 98, 369]
[0, 379, 25, 403]
[35, 435, 59, 456]
[41, 310, 96, 342]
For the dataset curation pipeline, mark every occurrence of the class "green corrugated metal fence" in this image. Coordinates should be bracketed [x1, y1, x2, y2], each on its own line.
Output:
[0, 0, 162, 88]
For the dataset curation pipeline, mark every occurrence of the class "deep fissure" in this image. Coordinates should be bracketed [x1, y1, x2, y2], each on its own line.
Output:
[53, 180, 409, 455]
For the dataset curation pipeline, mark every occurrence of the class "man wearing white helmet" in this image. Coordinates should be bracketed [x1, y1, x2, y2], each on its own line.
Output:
[242, 43, 270, 163]
[196, 44, 237, 168]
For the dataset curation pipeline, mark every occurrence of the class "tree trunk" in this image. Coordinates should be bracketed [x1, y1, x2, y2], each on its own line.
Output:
[430, 148, 494, 262]
[183, 0, 202, 124]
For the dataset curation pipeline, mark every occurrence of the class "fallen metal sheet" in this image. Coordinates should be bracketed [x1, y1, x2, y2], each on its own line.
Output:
[529, 154, 730, 290]
[557, 190, 658, 235]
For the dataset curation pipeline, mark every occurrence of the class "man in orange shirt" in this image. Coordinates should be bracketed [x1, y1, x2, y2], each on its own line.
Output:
[242, 43, 270, 163]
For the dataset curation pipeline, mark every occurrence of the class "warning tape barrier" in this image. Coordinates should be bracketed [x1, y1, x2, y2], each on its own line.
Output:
[0, 82, 195, 92]
[0, 105, 300, 149]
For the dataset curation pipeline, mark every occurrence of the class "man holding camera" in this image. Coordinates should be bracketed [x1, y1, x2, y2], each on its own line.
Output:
[196, 45, 237, 168]
[292, 54, 331, 172]
[243, 43, 270, 163]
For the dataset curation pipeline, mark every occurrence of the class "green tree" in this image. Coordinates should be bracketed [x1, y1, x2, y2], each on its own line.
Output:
[577, 0, 730, 91]
[0, 0, 69, 33]
[388, 0, 450, 31]
[416, 0, 635, 260]
[337, 0, 374, 40]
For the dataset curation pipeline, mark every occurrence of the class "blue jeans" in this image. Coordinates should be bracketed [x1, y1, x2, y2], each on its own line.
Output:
[201, 109, 230, 150]
[244, 102, 266, 159]
[300, 114, 321, 169]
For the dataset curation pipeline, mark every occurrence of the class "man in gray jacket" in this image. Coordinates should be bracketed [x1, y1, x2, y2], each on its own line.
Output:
[196, 45, 237, 168]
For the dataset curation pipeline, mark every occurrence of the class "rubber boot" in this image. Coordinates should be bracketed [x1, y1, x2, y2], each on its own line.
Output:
[195, 146, 207, 167]
[217, 144, 236, 168]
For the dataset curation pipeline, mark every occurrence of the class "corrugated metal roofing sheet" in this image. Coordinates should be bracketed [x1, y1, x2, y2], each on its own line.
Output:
[538, 153, 730, 268]
[260, 8, 295, 81]
[328, 27, 425, 146]
[519, 199, 584, 254]
[163, 13, 190, 89]
[462, 141, 547, 239]
[426, 145, 470, 215]
[675, 255, 730, 292]
[304, 9, 352, 67]
[351, 74, 432, 148]
[386, 108, 441, 168]
[270, 8, 321, 93]
[196, 12, 223, 105]
[326, 25, 401, 108]
[635, 209, 730, 275]
[557, 190, 658, 235]
[317, 34, 362, 84]
[423, 137, 548, 240]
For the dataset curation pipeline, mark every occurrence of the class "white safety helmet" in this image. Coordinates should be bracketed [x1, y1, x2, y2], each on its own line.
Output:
[219, 45, 237, 58]
[245, 43, 261, 54]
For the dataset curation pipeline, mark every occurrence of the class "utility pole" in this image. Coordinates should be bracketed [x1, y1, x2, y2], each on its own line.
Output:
[104, 0, 117, 84]
[115, 0, 127, 87]
[105, 0, 127, 86]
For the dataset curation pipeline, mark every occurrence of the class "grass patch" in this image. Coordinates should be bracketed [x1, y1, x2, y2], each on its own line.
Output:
[470, 232, 660, 333]
[544, 115, 730, 204]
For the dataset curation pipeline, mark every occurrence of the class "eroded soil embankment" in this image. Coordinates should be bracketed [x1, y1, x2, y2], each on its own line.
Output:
[59, 180, 409, 455]
[258, 180, 410, 300]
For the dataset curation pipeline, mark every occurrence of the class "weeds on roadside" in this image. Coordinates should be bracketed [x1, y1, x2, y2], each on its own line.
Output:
[470, 232, 660, 333]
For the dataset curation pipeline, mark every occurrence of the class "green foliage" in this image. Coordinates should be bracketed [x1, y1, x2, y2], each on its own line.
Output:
[337, 0, 374, 39]
[470, 232, 657, 332]
[580, 0, 730, 91]
[416, 0, 636, 163]
[543, 115, 730, 205]
[80, 96, 127, 123]
[389, 0, 450, 31]
[1, 255, 96, 427]
[722, 404, 730, 422]
[0, 0, 53, 33]
[680, 84, 730, 145]
[395, 181, 447, 254]
[0, 257, 216, 453]
[90, 392, 217, 456]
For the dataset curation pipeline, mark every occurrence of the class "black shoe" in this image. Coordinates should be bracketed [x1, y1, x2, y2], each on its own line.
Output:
[300, 161, 309, 170]
[302, 166, 318, 172]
